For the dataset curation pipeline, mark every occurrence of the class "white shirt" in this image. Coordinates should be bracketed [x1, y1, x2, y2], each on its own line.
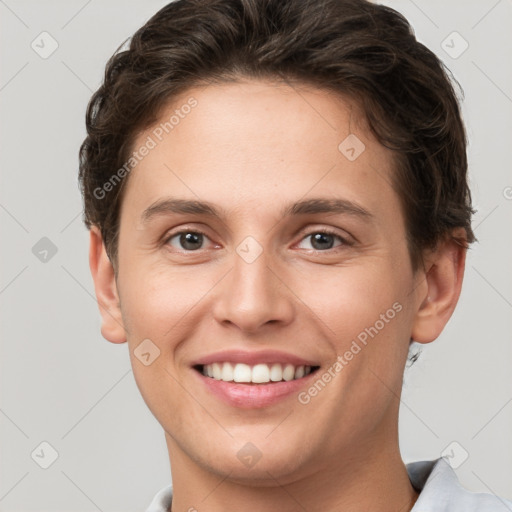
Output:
[145, 458, 512, 512]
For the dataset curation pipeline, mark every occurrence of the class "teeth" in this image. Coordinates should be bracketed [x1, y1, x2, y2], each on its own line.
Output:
[201, 362, 314, 383]
[221, 362, 234, 381]
[269, 363, 282, 382]
[252, 363, 270, 383]
[282, 364, 295, 381]
[212, 362, 222, 380]
[233, 363, 252, 383]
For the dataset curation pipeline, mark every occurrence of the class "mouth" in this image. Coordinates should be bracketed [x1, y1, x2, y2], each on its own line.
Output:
[192, 361, 321, 408]
[194, 362, 320, 384]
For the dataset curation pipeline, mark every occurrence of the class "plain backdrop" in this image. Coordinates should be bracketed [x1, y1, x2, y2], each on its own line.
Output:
[1, 0, 511, 510]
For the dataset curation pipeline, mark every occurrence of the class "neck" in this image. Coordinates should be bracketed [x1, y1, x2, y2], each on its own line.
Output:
[166, 435, 419, 512]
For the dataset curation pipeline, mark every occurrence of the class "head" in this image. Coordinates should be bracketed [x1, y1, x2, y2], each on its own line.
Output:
[81, 0, 474, 485]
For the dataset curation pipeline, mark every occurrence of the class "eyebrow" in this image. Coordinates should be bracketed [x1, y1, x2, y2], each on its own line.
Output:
[141, 197, 373, 224]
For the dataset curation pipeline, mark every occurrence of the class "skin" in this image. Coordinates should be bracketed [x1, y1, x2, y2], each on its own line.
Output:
[89, 79, 466, 512]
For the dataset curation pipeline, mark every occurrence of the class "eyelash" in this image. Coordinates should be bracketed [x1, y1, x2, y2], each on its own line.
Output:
[163, 227, 351, 253]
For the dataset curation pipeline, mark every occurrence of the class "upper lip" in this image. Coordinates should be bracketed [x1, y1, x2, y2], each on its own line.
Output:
[192, 349, 320, 367]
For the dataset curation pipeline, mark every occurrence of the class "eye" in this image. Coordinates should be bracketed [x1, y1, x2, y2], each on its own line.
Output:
[163, 227, 350, 253]
[296, 229, 349, 251]
[164, 230, 214, 251]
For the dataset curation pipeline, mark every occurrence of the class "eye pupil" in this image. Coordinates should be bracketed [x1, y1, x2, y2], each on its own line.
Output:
[311, 233, 334, 250]
[180, 232, 203, 250]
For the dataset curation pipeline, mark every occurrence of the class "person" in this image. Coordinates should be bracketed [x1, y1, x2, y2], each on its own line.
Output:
[78, 0, 512, 510]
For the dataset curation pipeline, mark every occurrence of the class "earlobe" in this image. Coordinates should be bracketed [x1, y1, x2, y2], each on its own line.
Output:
[89, 226, 127, 344]
[411, 231, 467, 344]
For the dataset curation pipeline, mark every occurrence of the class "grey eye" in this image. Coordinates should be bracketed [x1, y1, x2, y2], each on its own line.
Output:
[167, 231, 206, 251]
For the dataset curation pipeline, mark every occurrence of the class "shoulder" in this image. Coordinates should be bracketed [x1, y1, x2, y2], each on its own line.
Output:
[145, 483, 173, 512]
[407, 458, 512, 511]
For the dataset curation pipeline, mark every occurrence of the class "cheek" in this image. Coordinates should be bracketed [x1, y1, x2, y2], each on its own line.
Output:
[294, 257, 414, 404]
[118, 264, 199, 424]
[118, 260, 210, 342]
[294, 261, 406, 342]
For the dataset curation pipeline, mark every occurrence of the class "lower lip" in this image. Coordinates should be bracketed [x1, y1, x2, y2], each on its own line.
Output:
[195, 370, 318, 409]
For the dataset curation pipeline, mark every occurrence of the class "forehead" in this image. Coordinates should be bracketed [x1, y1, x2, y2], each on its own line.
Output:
[121, 79, 401, 226]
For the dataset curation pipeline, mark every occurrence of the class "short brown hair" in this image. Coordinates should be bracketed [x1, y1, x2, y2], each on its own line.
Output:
[78, 0, 475, 271]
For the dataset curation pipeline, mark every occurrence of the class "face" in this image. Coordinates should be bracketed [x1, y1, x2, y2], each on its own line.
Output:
[96, 79, 440, 483]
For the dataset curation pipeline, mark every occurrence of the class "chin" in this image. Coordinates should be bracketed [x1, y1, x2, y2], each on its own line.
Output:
[193, 436, 317, 486]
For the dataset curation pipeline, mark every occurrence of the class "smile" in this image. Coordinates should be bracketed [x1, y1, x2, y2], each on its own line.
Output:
[193, 362, 321, 408]
[198, 362, 317, 383]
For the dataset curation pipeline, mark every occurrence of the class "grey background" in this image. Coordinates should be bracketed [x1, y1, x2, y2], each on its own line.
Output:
[1, 0, 511, 510]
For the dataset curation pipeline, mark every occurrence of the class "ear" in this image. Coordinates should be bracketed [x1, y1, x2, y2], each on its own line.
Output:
[89, 226, 127, 344]
[411, 229, 467, 344]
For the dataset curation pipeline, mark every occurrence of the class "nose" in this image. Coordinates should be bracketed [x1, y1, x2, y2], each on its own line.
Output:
[211, 245, 295, 334]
